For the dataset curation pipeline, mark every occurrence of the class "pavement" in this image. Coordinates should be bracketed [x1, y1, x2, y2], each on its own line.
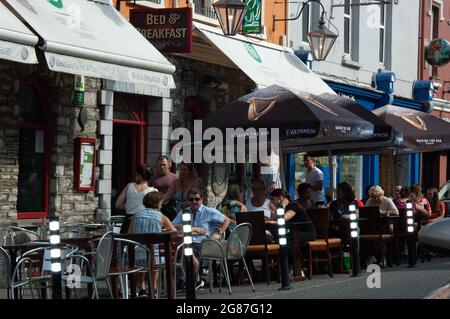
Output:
[195, 257, 450, 299]
[2, 257, 449, 299]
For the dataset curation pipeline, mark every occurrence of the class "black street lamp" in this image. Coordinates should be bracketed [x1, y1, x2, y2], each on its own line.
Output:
[213, 0, 248, 36]
[273, 0, 338, 61]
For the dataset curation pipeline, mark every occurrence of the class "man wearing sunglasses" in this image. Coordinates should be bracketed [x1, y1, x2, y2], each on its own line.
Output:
[172, 188, 230, 286]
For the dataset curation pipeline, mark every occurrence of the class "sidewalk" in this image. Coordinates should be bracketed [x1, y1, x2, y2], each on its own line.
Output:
[2, 257, 449, 299]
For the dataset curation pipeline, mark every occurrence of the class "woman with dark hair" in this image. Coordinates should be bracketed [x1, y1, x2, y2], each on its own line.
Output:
[115, 164, 158, 233]
[393, 186, 416, 211]
[329, 182, 363, 242]
[426, 187, 446, 223]
[296, 183, 314, 210]
[163, 162, 204, 212]
[128, 191, 177, 296]
[219, 184, 248, 232]
[269, 188, 316, 270]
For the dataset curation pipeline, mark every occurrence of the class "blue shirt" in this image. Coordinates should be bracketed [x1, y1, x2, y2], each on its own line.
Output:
[172, 204, 226, 243]
[133, 208, 163, 265]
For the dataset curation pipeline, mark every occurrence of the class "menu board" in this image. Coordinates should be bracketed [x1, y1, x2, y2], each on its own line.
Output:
[74, 138, 96, 191]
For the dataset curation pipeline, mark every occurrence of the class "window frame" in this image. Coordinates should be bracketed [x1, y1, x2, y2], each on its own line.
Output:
[17, 75, 51, 219]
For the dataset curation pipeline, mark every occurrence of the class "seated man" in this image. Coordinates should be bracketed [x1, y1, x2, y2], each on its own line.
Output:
[172, 187, 230, 288]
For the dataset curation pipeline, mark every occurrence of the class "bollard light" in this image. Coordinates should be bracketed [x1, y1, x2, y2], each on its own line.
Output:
[349, 204, 358, 238]
[276, 205, 291, 290]
[406, 202, 414, 233]
[405, 201, 417, 267]
[348, 203, 360, 277]
[182, 208, 195, 299]
[49, 216, 62, 299]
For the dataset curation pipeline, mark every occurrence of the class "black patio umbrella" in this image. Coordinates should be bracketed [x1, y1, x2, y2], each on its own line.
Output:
[374, 104, 450, 153]
[203, 85, 375, 146]
[288, 93, 401, 155]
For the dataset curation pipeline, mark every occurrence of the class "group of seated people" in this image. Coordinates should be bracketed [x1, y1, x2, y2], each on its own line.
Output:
[113, 157, 447, 296]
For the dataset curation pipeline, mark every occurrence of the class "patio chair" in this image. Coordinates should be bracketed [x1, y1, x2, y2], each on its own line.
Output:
[200, 222, 255, 295]
[2, 226, 40, 245]
[358, 207, 393, 268]
[0, 247, 12, 299]
[110, 237, 151, 299]
[61, 231, 114, 299]
[236, 212, 280, 285]
[11, 244, 79, 299]
[304, 208, 342, 279]
[152, 236, 185, 299]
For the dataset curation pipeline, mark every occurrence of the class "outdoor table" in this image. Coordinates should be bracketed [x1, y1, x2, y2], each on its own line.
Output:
[118, 231, 180, 299]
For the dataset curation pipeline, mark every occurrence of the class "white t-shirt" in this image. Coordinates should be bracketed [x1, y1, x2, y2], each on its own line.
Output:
[246, 198, 272, 220]
[305, 166, 324, 204]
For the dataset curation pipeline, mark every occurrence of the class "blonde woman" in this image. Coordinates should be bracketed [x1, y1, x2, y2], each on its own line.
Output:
[365, 185, 399, 216]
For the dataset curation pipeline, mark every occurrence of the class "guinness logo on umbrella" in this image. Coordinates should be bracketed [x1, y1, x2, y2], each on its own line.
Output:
[247, 96, 278, 121]
[304, 96, 338, 116]
[394, 112, 427, 130]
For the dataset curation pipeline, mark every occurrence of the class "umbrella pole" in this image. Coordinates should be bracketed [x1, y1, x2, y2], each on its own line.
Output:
[328, 149, 335, 202]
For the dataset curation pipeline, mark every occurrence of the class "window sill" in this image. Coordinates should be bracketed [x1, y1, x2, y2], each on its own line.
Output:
[341, 57, 361, 69]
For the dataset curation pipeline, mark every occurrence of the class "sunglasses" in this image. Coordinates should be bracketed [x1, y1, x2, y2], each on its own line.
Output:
[189, 197, 201, 202]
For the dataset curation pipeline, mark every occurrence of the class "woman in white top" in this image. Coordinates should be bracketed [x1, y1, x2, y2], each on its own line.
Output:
[115, 164, 158, 233]
[365, 185, 399, 216]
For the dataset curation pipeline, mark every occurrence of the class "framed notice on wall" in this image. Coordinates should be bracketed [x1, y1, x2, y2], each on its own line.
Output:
[74, 138, 96, 191]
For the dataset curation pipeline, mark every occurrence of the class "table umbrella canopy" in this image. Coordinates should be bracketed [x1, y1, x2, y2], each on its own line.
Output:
[374, 105, 450, 153]
[203, 85, 375, 145]
[285, 94, 401, 155]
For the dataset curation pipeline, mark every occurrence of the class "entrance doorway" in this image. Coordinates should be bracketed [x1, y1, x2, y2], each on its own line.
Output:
[111, 94, 146, 215]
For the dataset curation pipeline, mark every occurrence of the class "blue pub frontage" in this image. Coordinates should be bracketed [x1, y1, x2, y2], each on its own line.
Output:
[286, 51, 435, 198]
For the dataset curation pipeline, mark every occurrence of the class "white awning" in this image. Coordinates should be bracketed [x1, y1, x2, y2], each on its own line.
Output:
[194, 22, 335, 96]
[0, 2, 38, 64]
[6, 0, 175, 89]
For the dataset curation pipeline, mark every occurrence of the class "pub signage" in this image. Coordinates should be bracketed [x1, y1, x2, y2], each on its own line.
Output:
[130, 7, 192, 53]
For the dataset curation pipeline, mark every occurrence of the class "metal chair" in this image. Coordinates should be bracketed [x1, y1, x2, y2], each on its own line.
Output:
[200, 223, 255, 295]
[110, 237, 151, 299]
[61, 231, 114, 299]
[0, 247, 12, 299]
[11, 244, 78, 299]
[2, 226, 41, 245]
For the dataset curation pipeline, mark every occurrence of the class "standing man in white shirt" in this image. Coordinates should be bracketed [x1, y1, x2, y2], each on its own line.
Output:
[303, 155, 324, 206]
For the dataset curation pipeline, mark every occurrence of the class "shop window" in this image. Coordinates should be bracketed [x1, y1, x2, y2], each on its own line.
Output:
[17, 79, 49, 219]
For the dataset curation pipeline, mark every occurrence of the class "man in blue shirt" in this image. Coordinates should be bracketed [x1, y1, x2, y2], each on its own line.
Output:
[172, 188, 230, 285]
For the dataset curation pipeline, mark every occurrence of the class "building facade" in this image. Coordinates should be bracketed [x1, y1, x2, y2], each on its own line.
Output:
[0, 0, 175, 225]
[418, 0, 450, 190]
[287, 0, 432, 197]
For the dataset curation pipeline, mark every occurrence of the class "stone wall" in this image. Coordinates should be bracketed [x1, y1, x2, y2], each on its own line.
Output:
[0, 61, 32, 222]
[167, 56, 254, 207]
[0, 59, 101, 224]
[48, 73, 101, 223]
